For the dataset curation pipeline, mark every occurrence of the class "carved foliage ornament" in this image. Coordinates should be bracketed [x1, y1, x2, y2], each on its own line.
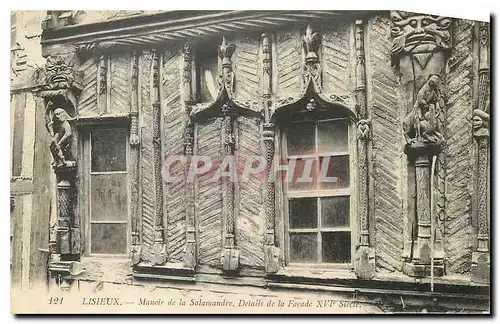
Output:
[217, 36, 236, 99]
[390, 11, 451, 62]
[302, 24, 322, 93]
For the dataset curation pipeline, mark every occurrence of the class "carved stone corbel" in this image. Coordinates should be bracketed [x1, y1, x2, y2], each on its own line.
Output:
[41, 53, 81, 290]
[471, 22, 490, 284]
[302, 24, 322, 93]
[130, 51, 141, 265]
[391, 11, 451, 277]
[353, 20, 375, 279]
[221, 103, 239, 271]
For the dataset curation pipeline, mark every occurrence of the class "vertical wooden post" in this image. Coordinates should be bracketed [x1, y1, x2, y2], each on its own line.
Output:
[182, 43, 197, 269]
[130, 51, 142, 265]
[471, 21, 490, 284]
[261, 33, 280, 273]
[151, 49, 167, 265]
[354, 19, 375, 279]
[221, 103, 239, 271]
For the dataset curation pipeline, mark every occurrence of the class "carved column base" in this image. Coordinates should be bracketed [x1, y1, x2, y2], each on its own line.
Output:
[152, 242, 167, 265]
[265, 245, 280, 273]
[183, 228, 196, 269]
[403, 262, 444, 278]
[354, 246, 376, 279]
[222, 247, 240, 271]
[131, 232, 142, 265]
[49, 259, 76, 292]
[471, 251, 490, 284]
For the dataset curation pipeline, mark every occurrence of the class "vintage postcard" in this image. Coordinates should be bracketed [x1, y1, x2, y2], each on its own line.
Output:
[10, 9, 490, 314]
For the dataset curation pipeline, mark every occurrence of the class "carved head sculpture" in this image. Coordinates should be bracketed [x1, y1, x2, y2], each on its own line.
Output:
[45, 56, 76, 90]
[390, 11, 451, 57]
[53, 108, 71, 123]
[473, 109, 490, 131]
[306, 98, 316, 112]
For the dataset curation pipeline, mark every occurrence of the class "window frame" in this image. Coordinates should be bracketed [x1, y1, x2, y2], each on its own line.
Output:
[80, 124, 131, 258]
[280, 114, 357, 270]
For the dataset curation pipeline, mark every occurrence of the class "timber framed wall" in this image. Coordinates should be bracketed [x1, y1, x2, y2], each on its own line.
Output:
[36, 10, 490, 308]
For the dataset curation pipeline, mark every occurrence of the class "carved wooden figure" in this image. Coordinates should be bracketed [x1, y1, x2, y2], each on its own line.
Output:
[391, 11, 450, 277]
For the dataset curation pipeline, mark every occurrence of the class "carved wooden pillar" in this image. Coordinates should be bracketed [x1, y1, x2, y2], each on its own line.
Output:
[353, 20, 375, 279]
[41, 53, 82, 288]
[182, 43, 197, 269]
[221, 103, 239, 271]
[471, 22, 490, 284]
[97, 54, 107, 115]
[390, 11, 451, 277]
[151, 50, 167, 265]
[130, 52, 142, 265]
[261, 33, 280, 273]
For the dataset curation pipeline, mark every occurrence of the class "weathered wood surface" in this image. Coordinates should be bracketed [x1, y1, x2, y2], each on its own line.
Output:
[321, 22, 353, 96]
[276, 30, 302, 99]
[109, 53, 131, 115]
[233, 33, 261, 108]
[161, 50, 186, 263]
[236, 116, 265, 268]
[196, 118, 223, 266]
[77, 57, 98, 116]
[366, 15, 404, 273]
[444, 19, 475, 274]
[139, 51, 155, 263]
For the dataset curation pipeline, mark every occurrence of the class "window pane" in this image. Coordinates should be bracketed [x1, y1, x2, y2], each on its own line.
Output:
[321, 196, 350, 228]
[319, 155, 350, 189]
[288, 158, 317, 191]
[318, 119, 348, 154]
[290, 233, 317, 263]
[286, 122, 315, 156]
[322, 232, 351, 263]
[91, 174, 128, 221]
[91, 223, 127, 254]
[91, 129, 127, 172]
[289, 198, 317, 229]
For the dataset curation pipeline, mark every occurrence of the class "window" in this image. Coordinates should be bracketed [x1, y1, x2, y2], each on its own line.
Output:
[196, 44, 219, 102]
[283, 117, 353, 265]
[88, 128, 129, 255]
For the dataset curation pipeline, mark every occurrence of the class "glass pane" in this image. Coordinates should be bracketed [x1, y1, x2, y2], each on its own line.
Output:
[318, 119, 348, 154]
[290, 233, 317, 263]
[199, 56, 218, 102]
[286, 122, 315, 156]
[91, 223, 127, 254]
[288, 158, 318, 191]
[289, 198, 317, 229]
[91, 129, 127, 172]
[319, 155, 350, 189]
[321, 196, 350, 228]
[322, 232, 351, 263]
[91, 174, 128, 221]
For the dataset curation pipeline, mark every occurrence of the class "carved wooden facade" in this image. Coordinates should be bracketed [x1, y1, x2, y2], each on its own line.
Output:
[39, 10, 489, 307]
